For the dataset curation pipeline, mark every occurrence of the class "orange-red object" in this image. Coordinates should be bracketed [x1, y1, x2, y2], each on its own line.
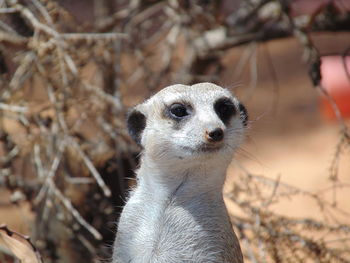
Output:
[320, 56, 350, 120]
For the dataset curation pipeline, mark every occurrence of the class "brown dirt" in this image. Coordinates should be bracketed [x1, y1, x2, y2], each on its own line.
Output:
[222, 33, 350, 223]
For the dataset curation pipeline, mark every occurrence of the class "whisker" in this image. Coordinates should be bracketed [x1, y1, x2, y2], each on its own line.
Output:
[236, 147, 262, 164]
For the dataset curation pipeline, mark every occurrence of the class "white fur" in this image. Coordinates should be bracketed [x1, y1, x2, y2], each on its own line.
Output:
[112, 83, 245, 263]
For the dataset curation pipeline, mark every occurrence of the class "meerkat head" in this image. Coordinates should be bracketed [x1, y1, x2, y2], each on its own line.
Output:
[127, 83, 248, 166]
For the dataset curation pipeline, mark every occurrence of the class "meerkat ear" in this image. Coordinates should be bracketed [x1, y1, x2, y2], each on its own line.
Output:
[238, 103, 248, 127]
[127, 107, 147, 145]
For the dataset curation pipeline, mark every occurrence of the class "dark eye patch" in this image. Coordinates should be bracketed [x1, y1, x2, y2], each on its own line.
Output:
[170, 103, 189, 118]
[214, 97, 237, 125]
[167, 103, 192, 121]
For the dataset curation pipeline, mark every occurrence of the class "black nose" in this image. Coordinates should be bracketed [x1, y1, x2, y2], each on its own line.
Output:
[208, 128, 224, 142]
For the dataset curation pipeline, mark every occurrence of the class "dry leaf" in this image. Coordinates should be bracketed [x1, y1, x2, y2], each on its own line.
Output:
[0, 225, 42, 263]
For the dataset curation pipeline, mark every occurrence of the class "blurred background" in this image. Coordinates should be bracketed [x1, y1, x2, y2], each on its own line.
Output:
[0, 0, 349, 262]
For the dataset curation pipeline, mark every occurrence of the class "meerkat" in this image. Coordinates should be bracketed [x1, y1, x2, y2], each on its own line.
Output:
[112, 82, 247, 263]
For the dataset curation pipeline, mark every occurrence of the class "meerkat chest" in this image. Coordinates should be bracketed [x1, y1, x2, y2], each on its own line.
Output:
[116, 188, 238, 262]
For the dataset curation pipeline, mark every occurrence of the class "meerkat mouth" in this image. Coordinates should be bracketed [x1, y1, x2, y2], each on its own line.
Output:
[198, 143, 224, 153]
[180, 143, 223, 154]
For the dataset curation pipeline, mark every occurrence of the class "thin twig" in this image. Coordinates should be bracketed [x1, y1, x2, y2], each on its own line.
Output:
[34, 139, 66, 204]
[0, 146, 19, 164]
[61, 32, 128, 40]
[69, 137, 111, 197]
[48, 179, 103, 240]
[0, 103, 27, 113]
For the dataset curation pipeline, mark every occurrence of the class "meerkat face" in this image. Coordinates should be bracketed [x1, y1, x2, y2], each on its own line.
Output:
[127, 83, 247, 163]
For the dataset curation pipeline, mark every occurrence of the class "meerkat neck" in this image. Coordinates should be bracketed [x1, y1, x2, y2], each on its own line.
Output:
[138, 155, 228, 198]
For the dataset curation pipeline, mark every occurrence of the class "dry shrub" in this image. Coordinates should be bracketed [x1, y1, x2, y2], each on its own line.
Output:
[0, 0, 349, 262]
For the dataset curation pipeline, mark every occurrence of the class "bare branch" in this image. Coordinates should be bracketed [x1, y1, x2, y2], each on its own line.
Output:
[48, 179, 103, 240]
[0, 103, 27, 113]
[69, 137, 111, 197]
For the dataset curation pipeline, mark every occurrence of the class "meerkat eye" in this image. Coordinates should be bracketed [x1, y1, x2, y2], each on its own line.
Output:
[214, 98, 236, 124]
[169, 103, 189, 118]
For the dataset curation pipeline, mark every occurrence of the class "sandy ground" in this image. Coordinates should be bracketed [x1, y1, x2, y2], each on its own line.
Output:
[221, 33, 350, 223]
